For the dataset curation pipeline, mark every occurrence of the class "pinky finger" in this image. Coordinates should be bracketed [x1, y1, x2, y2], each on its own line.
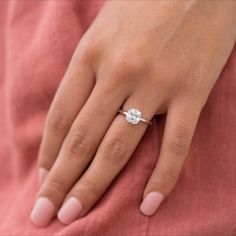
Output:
[140, 98, 203, 216]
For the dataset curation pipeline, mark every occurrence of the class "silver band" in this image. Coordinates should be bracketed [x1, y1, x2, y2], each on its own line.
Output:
[118, 108, 152, 125]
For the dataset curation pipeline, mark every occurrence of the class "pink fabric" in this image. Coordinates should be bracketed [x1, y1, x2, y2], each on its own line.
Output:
[0, 1, 236, 235]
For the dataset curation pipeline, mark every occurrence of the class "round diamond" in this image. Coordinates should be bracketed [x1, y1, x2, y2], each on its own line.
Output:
[125, 108, 142, 125]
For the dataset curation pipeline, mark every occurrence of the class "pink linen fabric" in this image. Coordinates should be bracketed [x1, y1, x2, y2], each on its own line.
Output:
[0, 1, 236, 235]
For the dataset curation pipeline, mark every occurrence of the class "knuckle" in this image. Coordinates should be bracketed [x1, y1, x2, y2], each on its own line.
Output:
[46, 107, 68, 133]
[170, 135, 188, 156]
[183, 64, 207, 95]
[184, 76, 203, 96]
[81, 178, 101, 197]
[66, 127, 90, 156]
[76, 35, 101, 63]
[169, 121, 190, 156]
[45, 178, 68, 194]
[38, 151, 54, 169]
[109, 52, 143, 80]
[102, 139, 127, 164]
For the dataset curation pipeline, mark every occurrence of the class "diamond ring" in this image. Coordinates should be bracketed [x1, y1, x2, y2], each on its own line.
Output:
[118, 108, 152, 125]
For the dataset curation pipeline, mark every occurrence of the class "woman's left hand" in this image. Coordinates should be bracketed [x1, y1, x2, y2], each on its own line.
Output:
[30, 1, 236, 227]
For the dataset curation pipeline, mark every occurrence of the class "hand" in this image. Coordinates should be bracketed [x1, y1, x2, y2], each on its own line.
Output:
[30, 0, 236, 227]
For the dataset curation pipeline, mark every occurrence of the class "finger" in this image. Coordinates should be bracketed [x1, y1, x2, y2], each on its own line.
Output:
[139, 98, 202, 216]
[31, 81, 129, 227]
[56, 93, 161, 224]
[38, 47, 95, 185]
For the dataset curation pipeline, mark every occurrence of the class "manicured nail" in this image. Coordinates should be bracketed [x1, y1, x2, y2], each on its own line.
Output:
[31, 197, 55, 227]
[57, 197, 83, 225]
[139, 192, 164, 216]
[38, 168, 48, 186]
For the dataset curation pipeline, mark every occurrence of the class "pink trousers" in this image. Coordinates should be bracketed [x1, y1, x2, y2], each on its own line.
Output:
[0, 1, 236, 235]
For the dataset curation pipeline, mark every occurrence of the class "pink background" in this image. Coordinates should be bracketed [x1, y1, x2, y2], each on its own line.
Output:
[0, 1, 236, 235]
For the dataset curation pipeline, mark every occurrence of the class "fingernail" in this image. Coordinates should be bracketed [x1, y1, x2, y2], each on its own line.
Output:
[57, 197, 83, 225]
[139, 191, 164, 216]
[38, 168, 48, 186]
[31, 197, 55, 227]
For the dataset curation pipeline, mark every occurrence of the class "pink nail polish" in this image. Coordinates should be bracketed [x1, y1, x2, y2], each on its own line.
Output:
[31, 197, 55, 227]
[38, 168, 48, 186]
[139, 192, 164, 216]
[57, 197, 83, 225]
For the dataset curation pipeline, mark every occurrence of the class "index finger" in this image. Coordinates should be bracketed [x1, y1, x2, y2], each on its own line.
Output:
[38, 46, 95, 185]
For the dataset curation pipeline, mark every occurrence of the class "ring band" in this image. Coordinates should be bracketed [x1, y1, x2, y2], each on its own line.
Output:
[118, 108, 152, 125]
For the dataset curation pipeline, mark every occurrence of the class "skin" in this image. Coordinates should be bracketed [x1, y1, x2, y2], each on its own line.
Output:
[32, 0, 236, 226]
